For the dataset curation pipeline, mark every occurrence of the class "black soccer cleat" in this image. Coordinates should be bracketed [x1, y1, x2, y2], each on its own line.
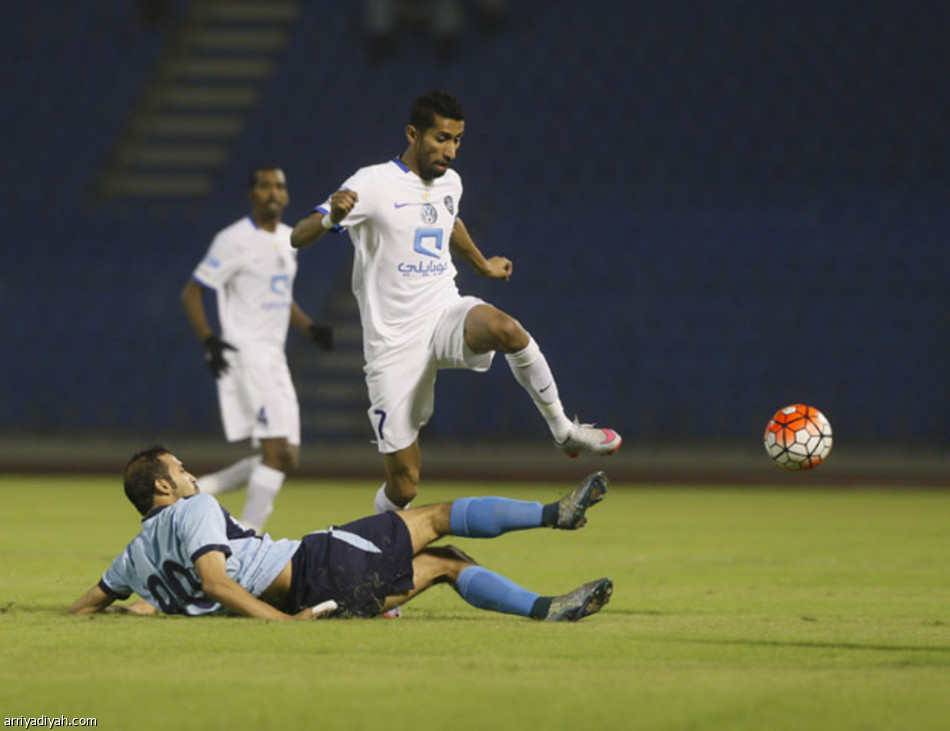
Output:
[543, 578, 614, 621]
[555, 471, 609, 529]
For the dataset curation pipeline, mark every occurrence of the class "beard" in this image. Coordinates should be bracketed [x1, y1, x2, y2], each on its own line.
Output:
[420, 161, 448, 180]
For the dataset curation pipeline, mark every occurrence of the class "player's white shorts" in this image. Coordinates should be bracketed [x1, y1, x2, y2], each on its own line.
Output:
[364, 296, 494, 453]
[216, 354, 300, 446]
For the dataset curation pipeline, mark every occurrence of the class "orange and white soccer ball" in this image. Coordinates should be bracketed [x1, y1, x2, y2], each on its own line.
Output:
[764, 404, 833, 471]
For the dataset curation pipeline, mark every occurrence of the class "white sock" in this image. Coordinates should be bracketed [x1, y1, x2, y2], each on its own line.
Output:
[241, 463, 285, 533]
[505, 336, 573, 442]
[197, 455, 261, 496]
[374, 484, 408, 514]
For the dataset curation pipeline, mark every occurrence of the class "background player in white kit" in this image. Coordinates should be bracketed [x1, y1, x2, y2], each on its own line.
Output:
[181, 167, 333, 533]
[291, 91, 621, 516]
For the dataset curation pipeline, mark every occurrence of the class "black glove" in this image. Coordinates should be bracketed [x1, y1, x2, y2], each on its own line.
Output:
[308, 322, 334, 351]
[202, 334, 237, 378]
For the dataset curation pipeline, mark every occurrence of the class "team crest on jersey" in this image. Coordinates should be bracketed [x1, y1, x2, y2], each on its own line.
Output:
[420, 203, 438, 224]
[444, 196, 454, 215]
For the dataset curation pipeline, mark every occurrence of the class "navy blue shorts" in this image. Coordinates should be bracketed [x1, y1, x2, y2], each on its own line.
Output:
[287, 512, 415, 618]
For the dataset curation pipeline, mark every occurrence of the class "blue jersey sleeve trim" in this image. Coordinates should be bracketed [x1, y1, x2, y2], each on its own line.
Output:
[312, 205, 342, 232]
[142, 504, 171, 523]
[191, 544, 231, 564]
[220, 506, 258, 539]
[191, 272, 215, 290]
[98, 579, 131, 600]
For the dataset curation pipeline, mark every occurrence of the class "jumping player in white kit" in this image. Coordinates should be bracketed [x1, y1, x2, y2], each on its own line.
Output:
[181, 166, 333, 533]
[291, 91, 621, 516]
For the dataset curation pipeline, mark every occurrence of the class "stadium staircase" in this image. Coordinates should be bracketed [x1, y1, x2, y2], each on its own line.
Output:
[97, 0, 302, 198]
[291, 278, 372, 444]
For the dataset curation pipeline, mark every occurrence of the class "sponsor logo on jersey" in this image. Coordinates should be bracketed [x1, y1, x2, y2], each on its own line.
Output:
[413, 228, 443, 258]
[397, 260, 449, 277]
[270, 274, 290, 295]
[421, 204, 438, 224]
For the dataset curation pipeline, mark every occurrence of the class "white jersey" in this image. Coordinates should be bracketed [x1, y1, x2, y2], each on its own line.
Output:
[316, 159, 463, 363]
[99, 494, 300, 615]
[192, 216, 298, 358]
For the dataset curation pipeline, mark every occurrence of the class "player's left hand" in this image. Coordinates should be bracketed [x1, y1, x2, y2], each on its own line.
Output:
[203, 334, 237, 378]
[483, 256, 513, 281]
[104, 598, 158, 616]
[308, 322, 334, 351]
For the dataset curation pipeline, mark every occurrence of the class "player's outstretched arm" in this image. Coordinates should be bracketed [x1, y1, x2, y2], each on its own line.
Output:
[68, 584, 116, 615]
[291, 189, 359, 249]
[194, 551, 322, 621]
[449, 218, 512, 281]
[290, 211, 331, 249]
[195, 551, 291, 619]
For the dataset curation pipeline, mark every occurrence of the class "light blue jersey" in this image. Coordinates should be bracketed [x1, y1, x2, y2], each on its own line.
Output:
[100, 493, 300, 615]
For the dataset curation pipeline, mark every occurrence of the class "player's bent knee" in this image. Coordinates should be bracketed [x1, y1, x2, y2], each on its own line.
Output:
[493, 314, 529, 352]
[390, 477, 418, 504]
[278, 453, 298, 475]
[416, 546, 477, 585]
[283, 452, 299, 474]
[261, 440, 298, 475]
[263, 452, 296, 475]
[387, 465, 420, 502]
[438, 544, 478, 566]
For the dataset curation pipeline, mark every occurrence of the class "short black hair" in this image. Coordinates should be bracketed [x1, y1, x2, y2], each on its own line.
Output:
[124, 445, 171, 516]
[247, 165, 283, 190]
[409, 90, 464, 132]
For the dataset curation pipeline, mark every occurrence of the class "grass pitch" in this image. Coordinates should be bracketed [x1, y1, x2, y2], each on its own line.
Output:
[1, 473, 948, 730]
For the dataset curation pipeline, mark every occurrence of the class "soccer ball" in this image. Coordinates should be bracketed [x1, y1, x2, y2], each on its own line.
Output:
[763, 404, 833, 471]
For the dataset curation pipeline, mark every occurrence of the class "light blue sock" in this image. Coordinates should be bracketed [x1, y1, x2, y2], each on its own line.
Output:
[449, 497, 544, 538]
[456, 566, 539, 617]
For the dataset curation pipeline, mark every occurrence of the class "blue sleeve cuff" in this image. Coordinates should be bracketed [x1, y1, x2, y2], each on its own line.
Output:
[98, 579, 131, 600]
[190, 544, 231, 564]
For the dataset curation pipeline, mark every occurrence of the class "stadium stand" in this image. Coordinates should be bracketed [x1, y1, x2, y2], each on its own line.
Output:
[2, 1, 947, 467]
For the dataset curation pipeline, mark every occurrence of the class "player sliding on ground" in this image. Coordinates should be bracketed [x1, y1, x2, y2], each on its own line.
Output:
[69, 446, 613, 621]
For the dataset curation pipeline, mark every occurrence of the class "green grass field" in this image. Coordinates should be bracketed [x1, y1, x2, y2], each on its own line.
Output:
[1, 473, 948, 730]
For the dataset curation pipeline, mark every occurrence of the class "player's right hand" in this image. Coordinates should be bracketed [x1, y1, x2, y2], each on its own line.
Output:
[328, 189, 358, 224]
[202, 334, 237, 378]
[294, 599, 338, 620]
